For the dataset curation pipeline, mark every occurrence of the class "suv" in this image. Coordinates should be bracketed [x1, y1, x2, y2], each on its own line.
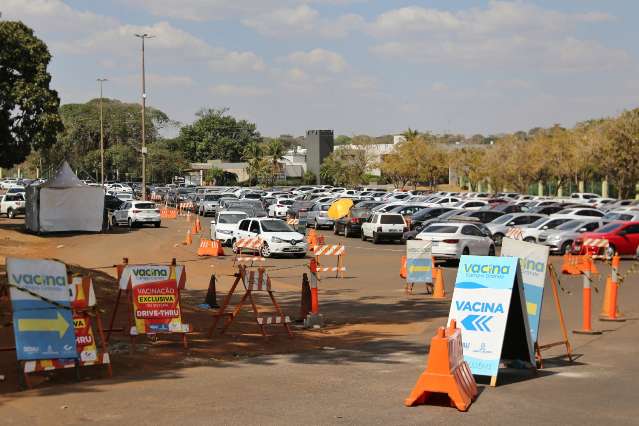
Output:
[211, 210, 249, 246]
[360, 213, 407, 244]
[334, 206, 372, 237]
[113, 201, 161, 228]
[1, 193, 25, 218]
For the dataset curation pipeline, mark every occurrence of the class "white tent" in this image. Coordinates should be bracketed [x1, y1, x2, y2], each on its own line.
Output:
[25, 162, 104, 233]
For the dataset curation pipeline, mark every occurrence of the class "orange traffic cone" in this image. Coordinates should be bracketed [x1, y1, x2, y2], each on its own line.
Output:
[182, 229, 192, 246]
[400, 256, 407, 279]
[600, 255, 624, 321]
[196, 216, 202, 233]
[405, 319, 478, 411]
[191, 222, 198, 235]
[433, 267, 445, 299]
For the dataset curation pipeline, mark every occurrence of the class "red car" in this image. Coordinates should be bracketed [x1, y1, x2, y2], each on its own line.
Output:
[574, 221, 639, 257]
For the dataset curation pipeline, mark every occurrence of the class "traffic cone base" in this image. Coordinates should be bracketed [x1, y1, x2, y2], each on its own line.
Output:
[405, 320, 477, 412]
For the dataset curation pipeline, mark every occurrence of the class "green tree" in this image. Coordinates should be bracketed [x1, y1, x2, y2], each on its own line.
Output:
[177, 108, 261, 162]
[264, 139, 285, 185]
[0, 21, 63, 168]
[243, 140, 263, 185]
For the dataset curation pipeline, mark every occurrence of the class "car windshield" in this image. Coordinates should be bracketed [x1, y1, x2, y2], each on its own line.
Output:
[380, 215, 405, 224]
[490, 214, 514, 224]
[596, 223, 623, 233]
[218, 213, 247, 224]
[134, 203, 155, 209]
[244, 193, 262, 199]
[557, 220, 585, 231]
[529, 217, 548, 228]
[279, 200, 294, 205]
[422, 225, 459, 233]
[204, 194, 221, 201]
[261, 220, 294, 232]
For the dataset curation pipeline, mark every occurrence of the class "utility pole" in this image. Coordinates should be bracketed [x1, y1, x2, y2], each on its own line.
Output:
[135, 33, 153, 200]
[97, 78, 108, 185]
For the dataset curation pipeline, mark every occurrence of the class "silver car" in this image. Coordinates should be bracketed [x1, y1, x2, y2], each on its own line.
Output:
[538, 219, 607, 255]
[198, 193, 224, 216]
[306, 202, 334, 229]
[416, 222, 495, 260]
[485, 213, 547, 245]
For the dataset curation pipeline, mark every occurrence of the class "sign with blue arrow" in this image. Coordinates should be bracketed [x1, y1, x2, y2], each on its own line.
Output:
[447, 255, 535, 380]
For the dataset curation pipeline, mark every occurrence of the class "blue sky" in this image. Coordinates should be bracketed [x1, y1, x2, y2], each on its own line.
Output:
[2, 0, 638, 138]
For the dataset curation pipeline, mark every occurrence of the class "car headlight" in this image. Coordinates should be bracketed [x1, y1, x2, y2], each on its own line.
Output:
[271, 237, 284, 243]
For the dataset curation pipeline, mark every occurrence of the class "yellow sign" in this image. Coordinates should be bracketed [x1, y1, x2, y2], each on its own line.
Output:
[526, 302, 538, 316]
[409, 265, 432, 273]
[18, 312, 70, 338]
[137, 294, 176, 304]
[73, 318, 87, 328]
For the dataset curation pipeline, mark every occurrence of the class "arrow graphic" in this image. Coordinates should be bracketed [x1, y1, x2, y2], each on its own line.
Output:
[461, 314, 493, 332]
[18, 312, 70, 338]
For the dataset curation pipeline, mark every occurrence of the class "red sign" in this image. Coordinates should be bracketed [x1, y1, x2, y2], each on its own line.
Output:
[132, 278, 183, 334]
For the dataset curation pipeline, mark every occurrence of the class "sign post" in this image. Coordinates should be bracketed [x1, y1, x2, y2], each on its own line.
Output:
[447, 255, 535, 386]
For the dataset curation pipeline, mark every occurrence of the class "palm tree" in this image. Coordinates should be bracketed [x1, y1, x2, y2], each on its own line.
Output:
[402, 128, 419, 142]
[242, 141, 262, 185]
[265, 139, 285, 183]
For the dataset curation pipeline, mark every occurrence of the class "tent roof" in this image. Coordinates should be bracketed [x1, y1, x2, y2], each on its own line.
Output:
[43, 161, 86, 188]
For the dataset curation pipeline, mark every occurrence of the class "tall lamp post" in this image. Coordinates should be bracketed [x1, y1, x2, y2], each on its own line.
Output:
[96, 78, 108, 185]
[135, 33, 154, 200]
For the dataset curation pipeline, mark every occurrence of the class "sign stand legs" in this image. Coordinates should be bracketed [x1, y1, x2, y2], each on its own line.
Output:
[535, 264, 573, 368]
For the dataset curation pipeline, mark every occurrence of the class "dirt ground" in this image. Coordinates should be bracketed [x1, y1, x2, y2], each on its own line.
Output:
[0, 215, 429, 392]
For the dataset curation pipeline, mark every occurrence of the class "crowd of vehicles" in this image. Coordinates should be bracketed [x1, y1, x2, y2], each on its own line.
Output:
[4, 177, 639, 259]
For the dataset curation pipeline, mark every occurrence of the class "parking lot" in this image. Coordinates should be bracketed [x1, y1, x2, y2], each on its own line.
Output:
[1, 210, 638, 424]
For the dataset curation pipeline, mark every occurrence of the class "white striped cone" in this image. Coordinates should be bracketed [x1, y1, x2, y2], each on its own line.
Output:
[287, 219, 299, 225]
[236, 237, 263, 249]
[583, 238, 609, 248]
[236, 257, 266, 262]
[313, 245, 345, 256]
[505, 227, 524, 240]
[257, 316, 291, 325]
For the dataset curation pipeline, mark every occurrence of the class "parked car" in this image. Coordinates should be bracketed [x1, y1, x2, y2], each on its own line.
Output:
[113, 201, 161, 228]
[104, 194, 124, 211]
[115, 192, 133, 202]
[483, 203, 522, 214]
[485, 213, 547, 245]
[415, 222, 495, 260]
[333, 206, 372, 237]
[550, 207, 605, 220]
[574, 221, 639, 257]
[232, 218, 307, 258]
[5, 186, 26, 195]
[306, 203, 334, 229]
[453, 200, 489, 210]
[210, 210, 249, 246]
[603, 210, 639, 222]
[224, 200, 267, 217]
[515, 217, 574, 243]
[455, 209, 505, 224]
[407, 207, 457, 231]
[287, 200, 316, 218]
[360, 213, 407, 244]
[268, 198, 296, 218]
[198, 193, 226, 216]
[527, 203, 565, 215]
[0, 193, 25, 218]
[539, 219, 607, 255]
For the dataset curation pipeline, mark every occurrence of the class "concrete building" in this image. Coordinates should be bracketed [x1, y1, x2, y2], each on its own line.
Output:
[186, 160, 249, 185]
[305, 130, 334, 184]
[334, 134, 406, 176]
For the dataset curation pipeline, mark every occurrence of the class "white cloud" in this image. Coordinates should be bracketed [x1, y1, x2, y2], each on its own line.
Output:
[209, 84, 271, 97]
[241, 4, 318, 37]
[209, 50, 266, 72]
[287, 48, 347, 73]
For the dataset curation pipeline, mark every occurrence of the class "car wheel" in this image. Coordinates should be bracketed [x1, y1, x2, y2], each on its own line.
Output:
[314, 220, 320, 230]
[360, 231, 367, 241]
[524, 237, 535, 243]
[7, 208, 14, 219]
[462, 247, 470, 256]
[344, 226, 350, 238]
[154, 222, 161, 228]
[372, 232, 380, 244]
[605, 244, 616, 258]
[333, 224, 339, 235]
[260, 243, 271, 258]
[560, 241, 573, 255]
[488, 245, 496, 256]
[493, 233, 504, 246]
[293, 252, 306, 259]
[127, 218, 132, 228]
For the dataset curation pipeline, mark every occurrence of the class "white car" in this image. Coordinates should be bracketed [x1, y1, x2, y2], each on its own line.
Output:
[211, 210, 249, 245]
[425, 197, 461, 207]
[115, 192, 133, 201]
[113, 201, 161, 228]
[550, 207, 605, 220]
[1, 193, 25, 218]
[232, 218, 308, 258]
[106, 183, 133, 193]
[268, 198, 296, 217]
[416, 222, 495, 260]
[453, 200, 489, 210]
[360, 213, 407, 243]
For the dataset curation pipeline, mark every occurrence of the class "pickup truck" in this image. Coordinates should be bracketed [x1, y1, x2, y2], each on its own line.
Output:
[1, 193, 26, 218]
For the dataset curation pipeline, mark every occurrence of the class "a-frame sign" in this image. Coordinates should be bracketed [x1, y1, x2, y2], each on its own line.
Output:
[448, 255, 535, 386]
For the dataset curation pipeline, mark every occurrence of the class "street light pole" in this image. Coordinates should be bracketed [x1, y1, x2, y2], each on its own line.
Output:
[97, 78, 108, 185]
[135, 33, 153, 200]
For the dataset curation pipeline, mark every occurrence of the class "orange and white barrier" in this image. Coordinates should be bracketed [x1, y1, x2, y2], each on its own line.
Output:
[160, 207, 178, 219]
[287, 218, 299, 225]
[405, 319, 478, 411]
[600, 255, 624, 321]
[313, 244, 346, 278]
[582, 238, 609, 258]
[234, 237, 265, 263]
[505, 227, 524, 240]
[197, 239, 225, 257]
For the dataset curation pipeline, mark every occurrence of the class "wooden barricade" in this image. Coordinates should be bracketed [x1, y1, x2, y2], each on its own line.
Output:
[233, 237, 265, 264]
[208, 266, 293, 339]
[313, 244, 346, 278]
